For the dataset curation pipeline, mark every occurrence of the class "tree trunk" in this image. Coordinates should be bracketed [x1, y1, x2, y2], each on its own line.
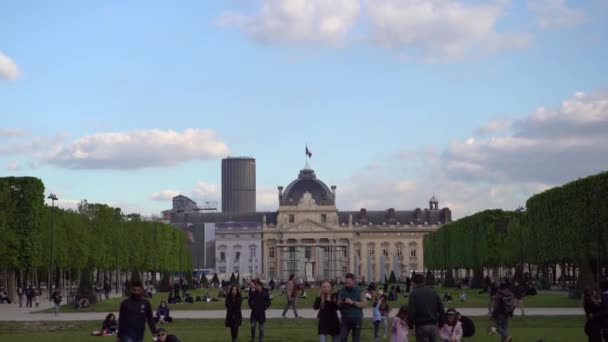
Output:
[7, 269, 17, 302]
[559, 261, 567, 290]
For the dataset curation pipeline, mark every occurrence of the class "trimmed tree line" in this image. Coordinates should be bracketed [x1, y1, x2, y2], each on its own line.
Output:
[0, 176, 192, 302]
[424, 171, 607, 295]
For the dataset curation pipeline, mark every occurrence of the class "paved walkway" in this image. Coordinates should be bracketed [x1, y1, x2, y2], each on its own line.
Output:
[0, 306, 584, 322]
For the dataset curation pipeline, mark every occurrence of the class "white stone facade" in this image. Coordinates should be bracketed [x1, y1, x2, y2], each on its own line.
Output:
[215, 222, 262, 279]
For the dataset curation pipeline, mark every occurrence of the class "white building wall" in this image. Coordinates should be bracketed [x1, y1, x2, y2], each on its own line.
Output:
[215, 223, 262, 280]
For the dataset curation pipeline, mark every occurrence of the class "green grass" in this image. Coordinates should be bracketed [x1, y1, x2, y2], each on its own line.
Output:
[0, 316, 586, 341]
[41, 287, 579, 313]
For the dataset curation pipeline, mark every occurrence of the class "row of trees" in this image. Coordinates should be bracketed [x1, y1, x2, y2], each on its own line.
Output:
[424, 171, 607, 294]
[0, 177, 192, 301]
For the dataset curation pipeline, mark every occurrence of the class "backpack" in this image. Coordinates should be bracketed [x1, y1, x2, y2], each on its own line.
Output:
[459, 315, 475, 337]
[501, 293, 515, 315]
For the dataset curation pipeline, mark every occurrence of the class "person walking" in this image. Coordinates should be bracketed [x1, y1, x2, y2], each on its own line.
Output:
[372, 294, 383, 341]
[225, 285, 243, 342]
[512, 281, 525, 317]
[282, 274, 300, 318]
[26, 285, 34, 308]
[338, 273, 367, 342]
[583, 287, 603, 342]
[379, 293, 391, 339]
[17, 284, 24, 308]
[117, 280, 157, 342]
[492, 283, 514, 342]
[390, 305, 409, 342]
[407, 273, 444, 342]
[51, 288, 62, 315]
[313, 281, 341, 342]
[440, 309, 463, 342]
[248, 279, 271, 342]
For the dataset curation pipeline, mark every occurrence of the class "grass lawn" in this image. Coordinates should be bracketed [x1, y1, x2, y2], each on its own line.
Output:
[42, 287, 579, 314]
[0, 316, 586, 341]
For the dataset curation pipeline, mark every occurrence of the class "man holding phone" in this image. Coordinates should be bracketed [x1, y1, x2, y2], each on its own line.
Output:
[338, 273, 367, 342]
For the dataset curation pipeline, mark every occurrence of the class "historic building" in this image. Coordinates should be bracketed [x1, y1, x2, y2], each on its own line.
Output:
[261, 167, 451, 282]
[170, 165, 451, 282]
[215, 221, 262, 279]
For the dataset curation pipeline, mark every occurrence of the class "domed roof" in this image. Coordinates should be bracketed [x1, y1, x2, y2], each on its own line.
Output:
[281, 168, 335, 206]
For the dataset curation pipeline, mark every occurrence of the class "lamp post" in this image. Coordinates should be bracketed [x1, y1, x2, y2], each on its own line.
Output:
[47, 193, 58, 298]
[516, 205, 525, 280]
[590, 187, 601, 282]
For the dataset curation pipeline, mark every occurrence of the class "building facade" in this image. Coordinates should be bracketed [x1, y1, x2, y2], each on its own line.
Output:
[215, 222, 262, 279]
[222, 157, 256, 213]
[261, 167, 451, 282]
[171, 166, 451, 282]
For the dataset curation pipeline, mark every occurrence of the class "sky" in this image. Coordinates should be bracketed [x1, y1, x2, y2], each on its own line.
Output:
[1, 0, 607, 218]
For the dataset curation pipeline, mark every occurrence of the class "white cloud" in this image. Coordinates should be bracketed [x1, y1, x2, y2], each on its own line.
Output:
[0, 128, 27, 137]
[0, 51, 20, 80]
[219, 0, 360, 46]
[151, 190, 180, 201]
[442, 90, 608, 184]
[42, 129, 229, 169]
[528, 0, 585, 30]
[364, 0, 531, 60]
[474, 120, 511, 136]
[6, 161, 20, 171]
[0, 134, 65, 156]
[219, 0, 531, 60]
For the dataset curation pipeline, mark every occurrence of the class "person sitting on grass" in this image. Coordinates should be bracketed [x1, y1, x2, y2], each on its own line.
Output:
[459, 290, 467, 302]
[91, 313, 118, 336]
[443, 293, 453, 303]
[155, 327, 181, 342]
[76, 296, 90, 310]
[155, 301, 173, 324]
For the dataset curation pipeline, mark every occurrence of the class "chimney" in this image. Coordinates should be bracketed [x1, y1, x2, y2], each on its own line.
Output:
[331, 185, 337, 200]
[278, 186, 284, 202]
[388, 208, 396, 224]
[359, 208, 368, 225]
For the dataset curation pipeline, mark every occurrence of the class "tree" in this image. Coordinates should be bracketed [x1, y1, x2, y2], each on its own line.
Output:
[388, 271, 397, 284]
[425, 270, 436, 286]
[230, 273, 237, 284]
[200, 274, 209, 288]
[212, 273, 220, 286]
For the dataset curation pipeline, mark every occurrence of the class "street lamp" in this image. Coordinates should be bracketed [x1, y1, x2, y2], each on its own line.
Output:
[47, 193, 58, 298]
[516, 205, 525, 280]
[589, 188, 602, 283]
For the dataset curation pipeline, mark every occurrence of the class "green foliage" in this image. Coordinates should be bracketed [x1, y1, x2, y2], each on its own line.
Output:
[527, 171, 608, 278]
[230, 273, 237, 284]
[201, 274, 209, 288]
[212, 273, 220, 286]
[0, 177, 192, 286]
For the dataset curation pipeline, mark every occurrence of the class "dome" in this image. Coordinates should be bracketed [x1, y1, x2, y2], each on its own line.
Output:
[281, 168, 335, 206]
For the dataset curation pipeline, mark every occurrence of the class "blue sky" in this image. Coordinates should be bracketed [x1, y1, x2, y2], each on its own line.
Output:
[2, 0, 607, 217]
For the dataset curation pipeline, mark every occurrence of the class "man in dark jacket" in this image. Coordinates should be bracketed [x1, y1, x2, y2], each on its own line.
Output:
[407, 273, 444, 342]
[117, 281, 157, 342]
[248, 280, 271, 342]
[492, 283, 513, 342]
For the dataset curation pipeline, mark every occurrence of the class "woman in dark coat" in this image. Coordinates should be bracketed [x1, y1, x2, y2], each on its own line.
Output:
[225, 285, 243, 342]
[313, 281, 341, 342]
[583, 287, 604, 342]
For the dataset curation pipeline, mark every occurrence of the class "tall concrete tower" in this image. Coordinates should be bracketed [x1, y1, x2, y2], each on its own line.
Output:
[221, 157, 256, 213]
